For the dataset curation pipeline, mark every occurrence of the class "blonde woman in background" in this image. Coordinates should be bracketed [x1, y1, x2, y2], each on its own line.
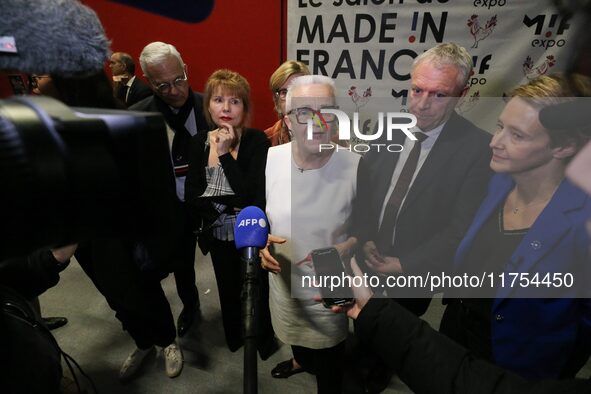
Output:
[264, 60, 310, 146]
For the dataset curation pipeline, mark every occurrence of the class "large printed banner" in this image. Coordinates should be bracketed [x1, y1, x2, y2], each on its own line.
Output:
[287, 0, 578, 133]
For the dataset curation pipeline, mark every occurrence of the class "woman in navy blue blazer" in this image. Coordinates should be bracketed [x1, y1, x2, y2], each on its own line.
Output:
[440, 74, 591, 379]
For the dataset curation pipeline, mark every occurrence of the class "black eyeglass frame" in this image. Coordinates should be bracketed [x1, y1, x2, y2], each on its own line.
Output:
[286, 106, 339, 125]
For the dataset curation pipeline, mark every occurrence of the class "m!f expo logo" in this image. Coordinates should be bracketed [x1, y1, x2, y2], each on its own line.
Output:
[306, 109, 418, 153]
[523, 13, 570, 50]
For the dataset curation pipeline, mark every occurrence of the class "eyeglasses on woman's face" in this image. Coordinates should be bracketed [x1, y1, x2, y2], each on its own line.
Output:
[274, 88, 288, 100]
[286, 106, 339, 125]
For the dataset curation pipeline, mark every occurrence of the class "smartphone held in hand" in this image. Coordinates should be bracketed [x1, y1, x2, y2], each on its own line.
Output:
[311, 247, 354, 308]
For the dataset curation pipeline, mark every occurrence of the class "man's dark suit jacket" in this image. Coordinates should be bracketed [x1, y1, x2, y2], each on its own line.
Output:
[124, 77, 153, 107]
[361, 111, 493, 315]
[129, 91, 208, 271]
[129, 91, 208, 132]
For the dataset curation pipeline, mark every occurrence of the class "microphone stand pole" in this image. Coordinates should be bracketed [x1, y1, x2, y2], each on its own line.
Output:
[241, 247, 258, 394]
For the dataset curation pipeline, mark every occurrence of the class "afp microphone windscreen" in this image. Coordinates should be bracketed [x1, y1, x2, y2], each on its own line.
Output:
[234, 206, 269, 250]
[0, 0, 110, 76]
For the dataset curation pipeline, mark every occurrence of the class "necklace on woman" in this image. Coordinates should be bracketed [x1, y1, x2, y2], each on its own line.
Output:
[508, 186, 558, 214]
[510, 200, 549, 214]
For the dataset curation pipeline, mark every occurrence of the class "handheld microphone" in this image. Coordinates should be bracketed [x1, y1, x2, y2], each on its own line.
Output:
[0, 0, 110, 76]
[234, 206, 269, 263]
[234, 206, 268, 392]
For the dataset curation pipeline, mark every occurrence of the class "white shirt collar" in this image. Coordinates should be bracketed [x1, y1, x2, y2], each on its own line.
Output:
[125, 75, 136, 88]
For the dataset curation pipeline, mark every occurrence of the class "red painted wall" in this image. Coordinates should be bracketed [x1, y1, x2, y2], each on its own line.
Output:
[0, 73, 28, 98]
[82, 0, 283, 129]
[2, 1, 285, 130]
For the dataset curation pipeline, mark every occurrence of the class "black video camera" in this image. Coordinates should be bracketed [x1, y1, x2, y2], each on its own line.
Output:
[0, 96, 180, 260]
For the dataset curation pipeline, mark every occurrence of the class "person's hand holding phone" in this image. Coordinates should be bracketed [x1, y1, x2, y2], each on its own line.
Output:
[331, 257, 373, 319]
[311, 247, 355, 308]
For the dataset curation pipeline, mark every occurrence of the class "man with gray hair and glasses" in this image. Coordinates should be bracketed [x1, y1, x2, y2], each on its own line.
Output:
[130, 41, 207, 339]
